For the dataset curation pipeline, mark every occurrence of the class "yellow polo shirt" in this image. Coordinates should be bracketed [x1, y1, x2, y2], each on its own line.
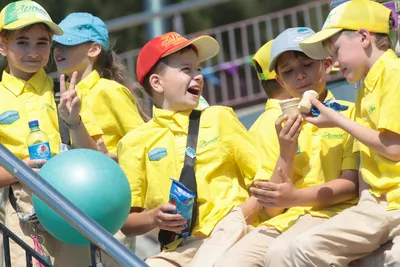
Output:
[249, 99, 282, 169]
[354, 49, 400, 210]
[76, 70, 144, 154]
[118, 106, 259, 236]
[255, 90, 358, 232]
[0, 69, 102, 159]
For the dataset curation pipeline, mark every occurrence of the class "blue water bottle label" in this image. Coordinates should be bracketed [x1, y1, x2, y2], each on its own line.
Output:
[28, 142, 52, 160]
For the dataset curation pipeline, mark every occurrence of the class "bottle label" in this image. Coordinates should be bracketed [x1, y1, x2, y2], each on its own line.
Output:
[28, 142, 52, 160]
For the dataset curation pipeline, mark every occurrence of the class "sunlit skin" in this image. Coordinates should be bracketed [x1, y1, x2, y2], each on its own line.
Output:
[53, 42, 93, 80]
[322, 29, 377, 84]
[0, 24, 52, 81]
[150, 48, 204, 112]
[275, 51, 332, 101]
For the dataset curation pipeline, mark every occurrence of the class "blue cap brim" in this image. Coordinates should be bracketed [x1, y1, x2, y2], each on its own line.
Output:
[52, 32, 89, 46]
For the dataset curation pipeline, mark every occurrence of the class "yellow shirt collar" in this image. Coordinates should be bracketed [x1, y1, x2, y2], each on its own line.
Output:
[265, 98, 281, 111]
[76, 70, 101, 93]
[153, 106, 192, 129]
[2, 68, 47, 96]
[364, 49, 397, 92]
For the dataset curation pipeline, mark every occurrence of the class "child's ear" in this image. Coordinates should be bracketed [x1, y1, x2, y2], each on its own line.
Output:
[149, 73, 164, 94]
[275, 74, 285, 88]
[0, 40, 7, 57]
[323, 57, 333, 74]
[358, 28, 372, 49]
[88, 43, 102, 58]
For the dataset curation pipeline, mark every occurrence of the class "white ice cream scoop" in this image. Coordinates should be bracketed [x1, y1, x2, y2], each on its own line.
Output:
[298, 90, 319, 113]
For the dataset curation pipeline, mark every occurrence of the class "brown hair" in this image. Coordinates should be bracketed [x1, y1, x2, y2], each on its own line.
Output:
[142, 45, 197, 97]
[0, 23, 53, 43]
[94, 46, 150, 121]
[260, 79, 284, 99]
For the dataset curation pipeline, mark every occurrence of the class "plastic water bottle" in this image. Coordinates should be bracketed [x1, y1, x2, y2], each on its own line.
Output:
[27, 120, 52, 164]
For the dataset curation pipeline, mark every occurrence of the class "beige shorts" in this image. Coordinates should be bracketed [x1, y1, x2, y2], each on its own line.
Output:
[145, 207, 252, 267]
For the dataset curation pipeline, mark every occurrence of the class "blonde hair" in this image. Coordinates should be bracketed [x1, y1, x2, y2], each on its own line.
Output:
[341, 13, 395, 51]
[94, 47, 150, 121]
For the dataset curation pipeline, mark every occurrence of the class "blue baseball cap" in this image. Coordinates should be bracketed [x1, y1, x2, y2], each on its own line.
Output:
[268, 27, 329, 72]
[53, 12, 109, 50]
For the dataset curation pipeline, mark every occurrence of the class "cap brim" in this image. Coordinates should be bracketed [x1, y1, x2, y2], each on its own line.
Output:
[3, 18, 63, 35]
[299, 28, 342, 60]
[53, 32, 88, 46]
[162, 35, 220, 63]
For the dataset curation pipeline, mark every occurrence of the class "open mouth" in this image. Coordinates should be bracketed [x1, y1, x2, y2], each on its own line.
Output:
[187, 86, 201, 96]
[55, 57, 66, 62]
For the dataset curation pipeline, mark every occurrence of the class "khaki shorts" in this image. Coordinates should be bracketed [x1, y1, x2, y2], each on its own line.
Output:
[145, 207, 252, 267]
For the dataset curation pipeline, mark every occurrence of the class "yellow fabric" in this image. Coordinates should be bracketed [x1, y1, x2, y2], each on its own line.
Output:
[300, 0, 391, 59]
[253, 40, 276, 81]
[354, 49, 400, 210]
[0, 69, 102, 160]
[118, 105, 259, 237]
[249, 99, 282, 172]
[76, 70, 144, 154]
[253, 90, 359, 232]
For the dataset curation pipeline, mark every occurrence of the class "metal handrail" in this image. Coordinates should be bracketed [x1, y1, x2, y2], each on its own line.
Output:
[0, 144, 148, 267]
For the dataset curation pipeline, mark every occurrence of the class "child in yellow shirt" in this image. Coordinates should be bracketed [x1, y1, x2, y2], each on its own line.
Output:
[292, 1, 400, 266]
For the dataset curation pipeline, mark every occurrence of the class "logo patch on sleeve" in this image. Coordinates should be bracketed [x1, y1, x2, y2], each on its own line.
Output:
[148, 148, 167, 161]
[0, 110, 19, 124]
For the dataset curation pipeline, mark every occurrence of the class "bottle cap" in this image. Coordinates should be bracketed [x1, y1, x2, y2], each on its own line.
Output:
[28, 120, 39, 128]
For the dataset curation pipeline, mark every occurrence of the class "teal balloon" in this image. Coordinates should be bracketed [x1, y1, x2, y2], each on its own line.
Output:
[32, 149, 131, 246]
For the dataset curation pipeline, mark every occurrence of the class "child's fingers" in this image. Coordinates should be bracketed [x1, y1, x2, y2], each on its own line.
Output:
[274, 115, 288, 135]
[69, 71, 78, 91]
[59, 74, 66, 94]
[288, 116, 302, 138]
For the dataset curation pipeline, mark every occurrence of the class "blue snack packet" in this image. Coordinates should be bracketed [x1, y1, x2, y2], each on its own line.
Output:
[169, 178, 196, 239]
[311, 99, 349, 117]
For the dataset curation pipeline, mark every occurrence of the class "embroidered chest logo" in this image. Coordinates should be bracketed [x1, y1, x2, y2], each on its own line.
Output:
[198, 136, 220, 149]
[41, 103, 55, 111]
[322, 132, 346, 139]
[0, 110, 19, 124]
[368, 106, 376, 114]
[148, 148, 167, 161]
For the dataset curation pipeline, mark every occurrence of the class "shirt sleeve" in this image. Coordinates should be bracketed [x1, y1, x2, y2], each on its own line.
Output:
[249, 113, 280, 181]
[221, 108, 259, 188]
[377, 68, 400, 134]
[77, 91, 103, 140]
[97, 85, 144, 135]
[117, 133, 147, 208]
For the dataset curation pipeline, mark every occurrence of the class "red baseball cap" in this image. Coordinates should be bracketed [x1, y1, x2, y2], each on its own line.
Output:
[136, 31, 220, 87]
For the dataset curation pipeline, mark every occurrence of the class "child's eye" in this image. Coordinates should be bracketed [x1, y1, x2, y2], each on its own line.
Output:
[303, 62, 313, 67]
[182, 67, 191, 72]
[16, 41, 28, 45]
[197, 68, 202, 72]
[282, 69, 292, 74]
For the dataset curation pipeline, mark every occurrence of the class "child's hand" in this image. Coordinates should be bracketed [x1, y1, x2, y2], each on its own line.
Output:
[301, 99, 342, 128]
[275, 114, 302, 160]
[23, 158, 46, 172]
[250, 168, 299, 208]
[57, 72, 81, 126]
[96, 138, 118, 162]
[151, 203, 187, 233]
